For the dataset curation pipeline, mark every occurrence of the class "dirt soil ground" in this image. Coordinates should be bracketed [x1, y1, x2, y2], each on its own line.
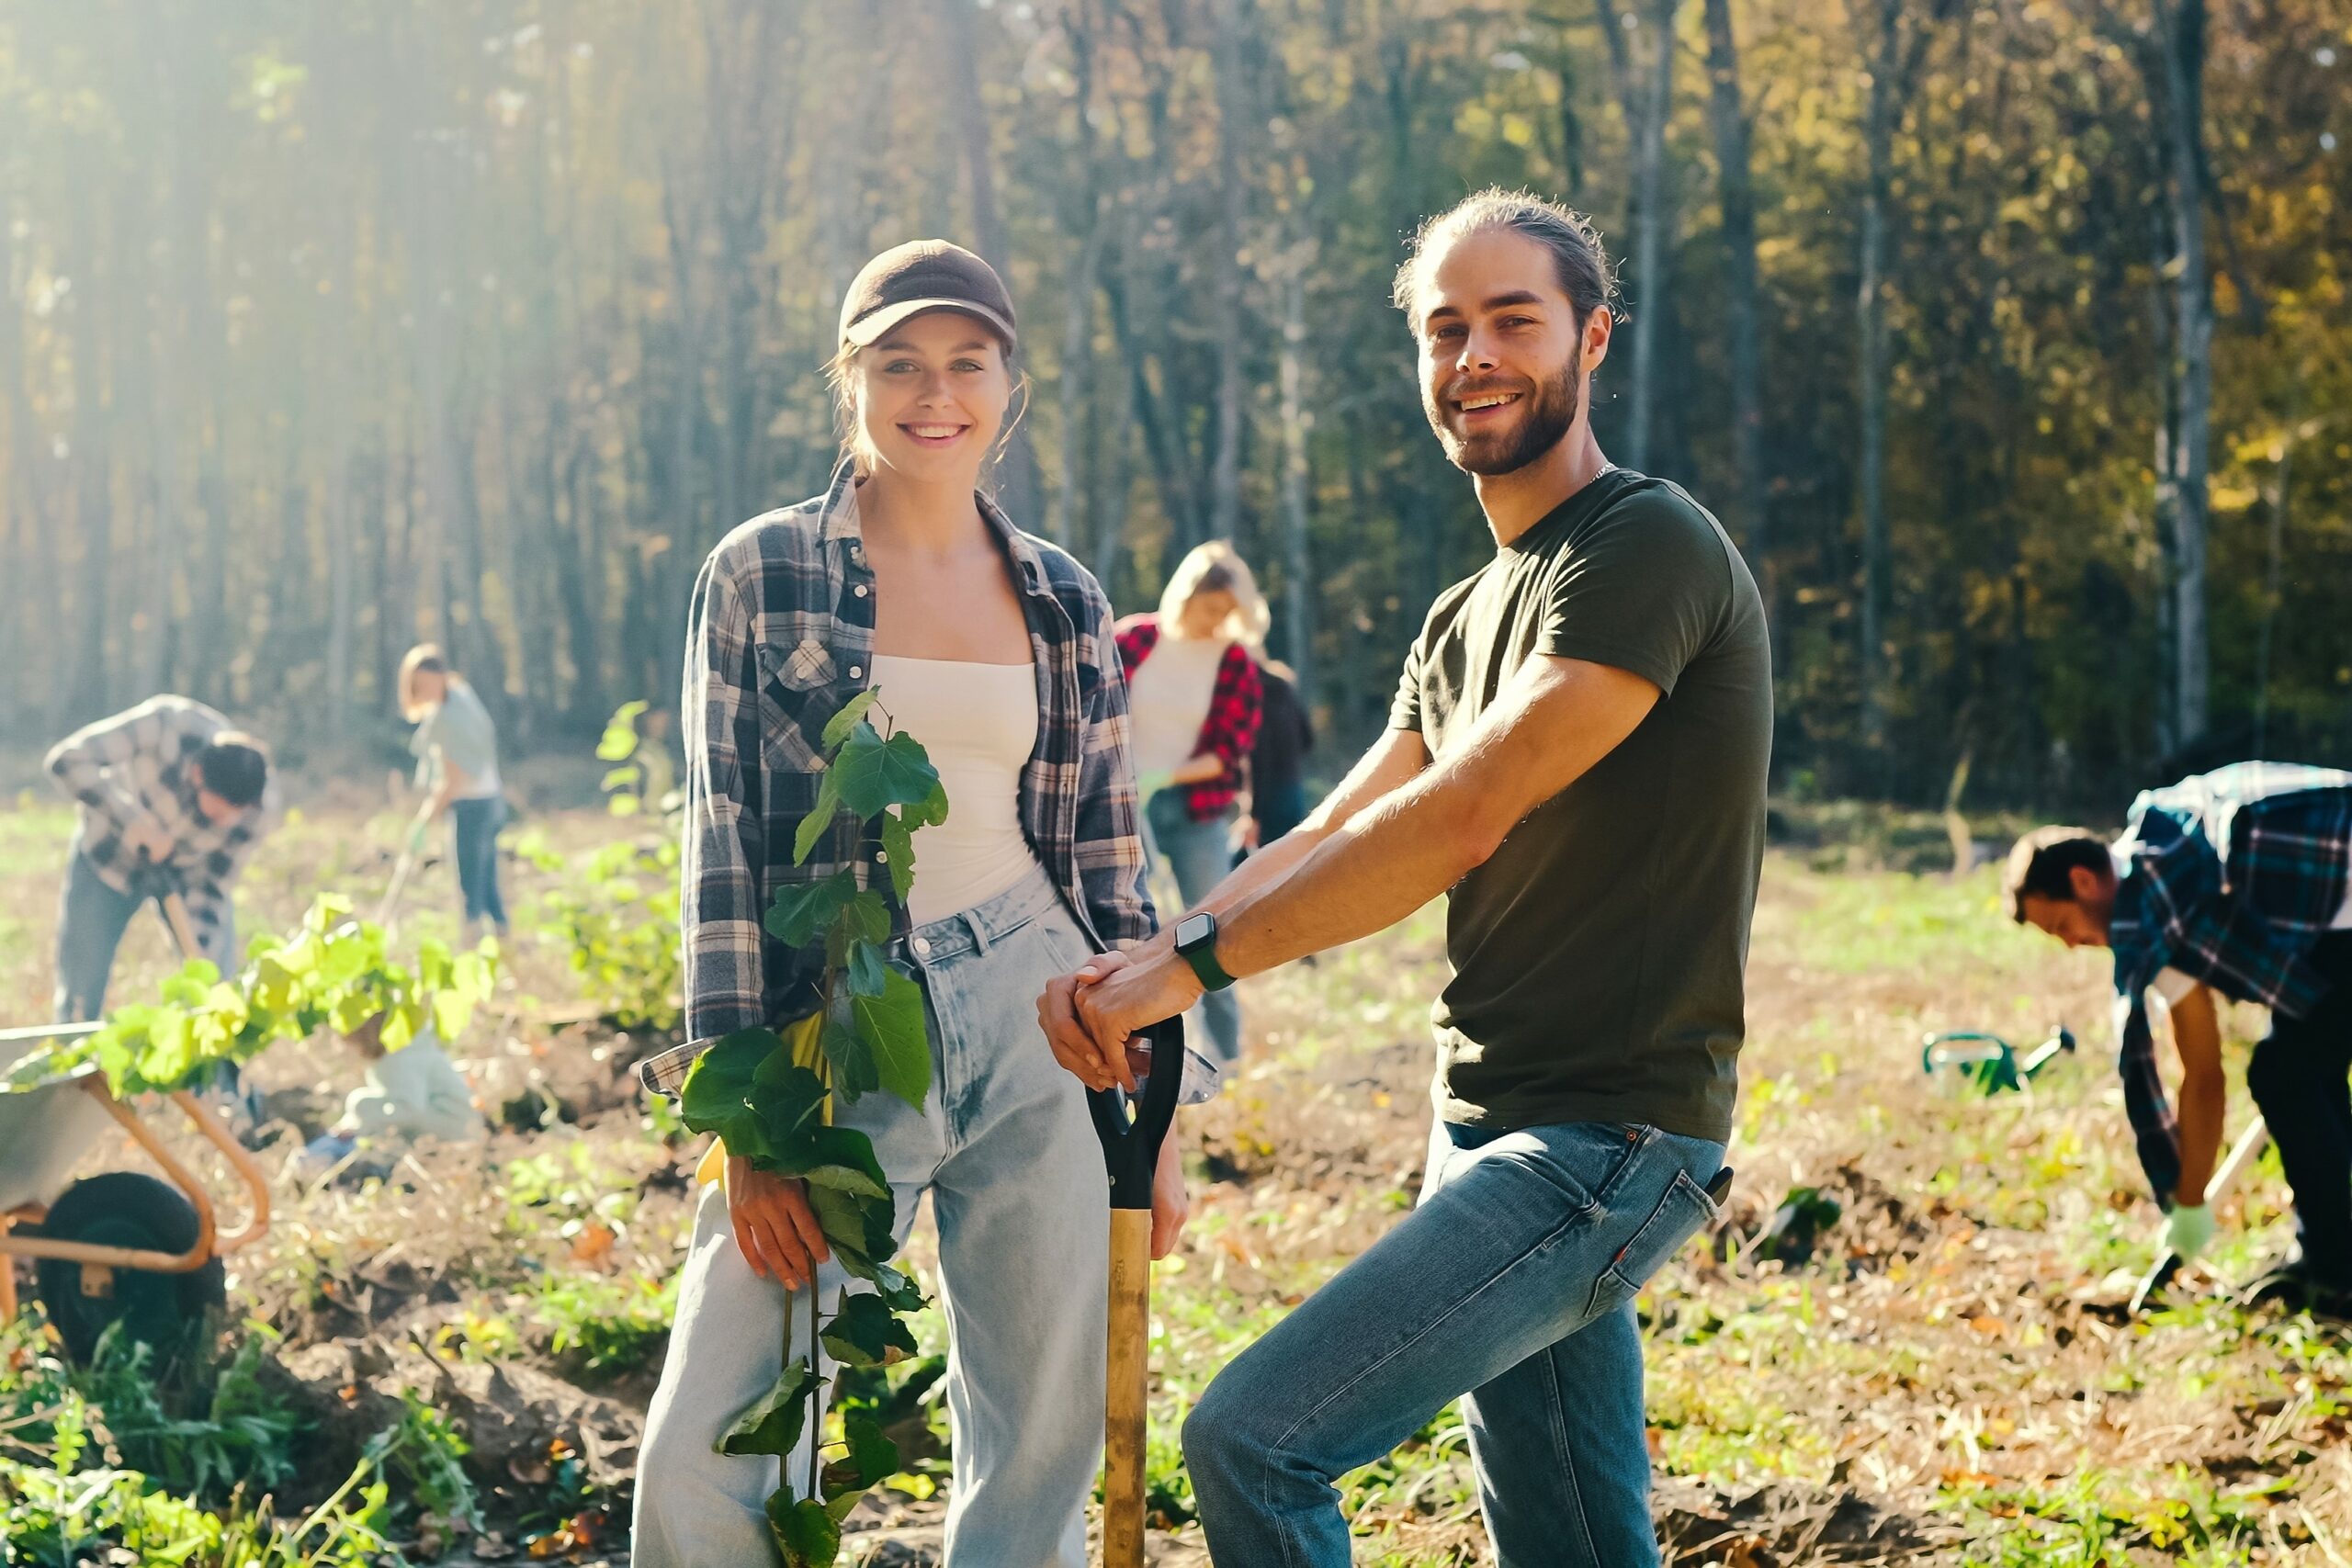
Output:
[4, 790, 2347, 1564]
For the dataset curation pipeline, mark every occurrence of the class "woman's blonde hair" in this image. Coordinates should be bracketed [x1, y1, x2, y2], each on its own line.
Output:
[1158, 540, 1272, 647]
[397, 643, 453, 723]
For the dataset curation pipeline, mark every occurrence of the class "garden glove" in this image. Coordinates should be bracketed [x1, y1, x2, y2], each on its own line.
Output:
[2165, 1201, 2215, 1262]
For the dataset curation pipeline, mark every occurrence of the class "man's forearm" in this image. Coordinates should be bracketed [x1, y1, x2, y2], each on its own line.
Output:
[1216, 779, 1487, 978]
[2174, 1069, 2227, 1206]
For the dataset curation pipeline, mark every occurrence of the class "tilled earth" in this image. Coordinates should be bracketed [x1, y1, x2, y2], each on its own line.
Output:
[6, 794, 2348, 1563]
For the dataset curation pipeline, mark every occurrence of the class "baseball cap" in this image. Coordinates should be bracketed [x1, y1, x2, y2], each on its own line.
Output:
[839, 240, 1018, 354]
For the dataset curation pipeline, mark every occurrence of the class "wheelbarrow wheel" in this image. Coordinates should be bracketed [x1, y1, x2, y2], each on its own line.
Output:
[32, 1172, 225, 1368]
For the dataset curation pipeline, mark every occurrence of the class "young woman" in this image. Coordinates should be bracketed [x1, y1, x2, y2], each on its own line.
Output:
[631, 241, 1206, 1568]
[396, 645, 508, 940]
[1115, 543, 1267, 1063]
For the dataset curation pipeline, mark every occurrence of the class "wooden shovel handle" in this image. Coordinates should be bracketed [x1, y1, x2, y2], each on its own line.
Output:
[1104, 1207, 1153, 1568]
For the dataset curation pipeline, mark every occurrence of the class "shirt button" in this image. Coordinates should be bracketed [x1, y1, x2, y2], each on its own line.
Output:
[912, 936, 931, 955]
[874, 850, 888, 863]
[848, 665, 863, 680]
[854, 584, 869, 598]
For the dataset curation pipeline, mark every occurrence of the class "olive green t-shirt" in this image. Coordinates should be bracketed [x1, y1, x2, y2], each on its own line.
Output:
[1390, 468, 1772, 1142]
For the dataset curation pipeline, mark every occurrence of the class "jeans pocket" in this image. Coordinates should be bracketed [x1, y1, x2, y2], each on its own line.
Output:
[1583, 1168, 1723, 1319]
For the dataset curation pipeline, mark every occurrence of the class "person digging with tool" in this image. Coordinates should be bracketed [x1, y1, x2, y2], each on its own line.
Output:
[1041, 188, 1769, 1568]
[45, 695, 276, 1021]
[2006, 762, 2352, 1314]
[397, 643, 511, 942]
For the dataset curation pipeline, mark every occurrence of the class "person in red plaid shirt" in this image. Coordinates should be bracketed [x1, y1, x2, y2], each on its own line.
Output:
[1116, 540, 1266, 1062]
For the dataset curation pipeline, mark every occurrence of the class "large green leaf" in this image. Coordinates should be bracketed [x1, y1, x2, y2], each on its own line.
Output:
[842, 939, 890, 999]
[841, 1411, 902, 1492]
[793, 765, 846, 867]
[825, 893, 891, 971]
[749, 1065, 834, 1158]
[820, 689, 881, 751]
[807, 1182, 895, 1281]
[678, 1029, 819, 1161]
[717, 1360, 818, 1457]
[779, 1125, 890, 1200]
[820, 1293, 919, 1370]
[765, 872, 857, 949]
[851, 967, 931, 1112]
[829, 727, 942, 821]
[820, 1002, 879, 1103]
[596, 701, 650, 761]
[877, 813, 916, 904]
[767, 1493, 842, 1568]
[870, 1264, 926, 1314]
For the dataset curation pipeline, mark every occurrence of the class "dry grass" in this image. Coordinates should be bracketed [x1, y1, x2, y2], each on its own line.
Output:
[6, 795, 2348, 1564]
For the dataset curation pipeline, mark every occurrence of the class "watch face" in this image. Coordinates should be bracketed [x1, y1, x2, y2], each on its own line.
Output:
[1176, 912, 1214, 950]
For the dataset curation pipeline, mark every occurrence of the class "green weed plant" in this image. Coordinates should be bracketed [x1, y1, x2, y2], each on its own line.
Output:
[671, 689, 947, 1567]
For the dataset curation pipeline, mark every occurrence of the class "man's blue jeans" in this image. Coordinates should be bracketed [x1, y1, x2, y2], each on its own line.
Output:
[1183, 1118, 1726, 1567]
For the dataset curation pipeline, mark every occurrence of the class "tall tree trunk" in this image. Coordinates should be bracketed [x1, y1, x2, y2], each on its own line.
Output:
[1092, 240, 1137, 592]
[1601, 0, 1680, 471]
[0, 197, 54, 735]
[1856, 0, 1935, 763]
[2252, 378, 2301, 757]
[2154, 0, 2211, 745]
[1046, 196, 1108, 549]
[1276, 259, 1316, 705]
[70, 214, 114, 720]
[1207, 0, 1251, 546]
[940, 0, 1042, 524]
[1702, 0, 1774, 656]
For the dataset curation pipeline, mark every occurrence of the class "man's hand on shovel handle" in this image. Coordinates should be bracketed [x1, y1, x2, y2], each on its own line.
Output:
[1039, 950, 1173, 1094]
[1072, 947, 1203, 1094]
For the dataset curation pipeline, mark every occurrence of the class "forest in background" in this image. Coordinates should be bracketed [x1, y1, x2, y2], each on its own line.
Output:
[0, 0, 2346, 807]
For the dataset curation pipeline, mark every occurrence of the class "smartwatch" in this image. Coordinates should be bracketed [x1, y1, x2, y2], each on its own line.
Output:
[1174, 911, 1236, 992]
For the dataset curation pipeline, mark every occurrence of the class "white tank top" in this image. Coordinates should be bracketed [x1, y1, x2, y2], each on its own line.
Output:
[865, 655, 1046, 926]
[1125, 634, 1230, 779]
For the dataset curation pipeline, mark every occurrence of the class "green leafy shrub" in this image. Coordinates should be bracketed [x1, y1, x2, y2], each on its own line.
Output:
[541, 701, 683, 1032]
[2, 897, 497, 1099]
[673, 690, 948, 1567]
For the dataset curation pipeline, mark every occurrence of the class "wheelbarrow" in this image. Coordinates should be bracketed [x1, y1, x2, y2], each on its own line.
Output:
[1087, 1016, 1183, 1568]
[0, 891, 272, 1365]
[1919, 1024, 2075, 1096]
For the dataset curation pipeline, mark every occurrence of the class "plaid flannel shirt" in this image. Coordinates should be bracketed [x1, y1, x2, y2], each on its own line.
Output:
[44, 695, 277, 965]
[2109, 762, 2352, 1203]
[640, 473, 1217, 1101]
[1114, 615, 1264, 821]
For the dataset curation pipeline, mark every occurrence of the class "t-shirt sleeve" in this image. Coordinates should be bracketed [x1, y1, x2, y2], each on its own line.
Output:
[1388, 638, 1424, 732]
[1537, 492, 1730, 698]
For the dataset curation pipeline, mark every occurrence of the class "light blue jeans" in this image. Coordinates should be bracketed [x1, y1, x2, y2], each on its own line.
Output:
[632, 868, 1111, 1567]
[1144, 790, 1241, 1062]
[1183, 1118, 1727, 1567]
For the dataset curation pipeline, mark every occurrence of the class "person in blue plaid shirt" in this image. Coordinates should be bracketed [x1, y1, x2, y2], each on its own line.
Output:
[44, 694, 275, 1021]
[630, 241, 1212, 1568]
[2007, 762, 2352, 1313]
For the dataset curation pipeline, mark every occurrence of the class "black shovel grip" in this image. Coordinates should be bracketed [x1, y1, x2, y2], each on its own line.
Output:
[1088, 1016, 1186, 1211]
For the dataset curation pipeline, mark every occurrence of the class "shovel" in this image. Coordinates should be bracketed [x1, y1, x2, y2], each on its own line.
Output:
[1087, 1016, 1184, 1568]
[2130, 1114, 2272, 1314]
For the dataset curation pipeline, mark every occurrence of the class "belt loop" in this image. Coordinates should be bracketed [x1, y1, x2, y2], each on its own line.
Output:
[967, 909, 992, 956]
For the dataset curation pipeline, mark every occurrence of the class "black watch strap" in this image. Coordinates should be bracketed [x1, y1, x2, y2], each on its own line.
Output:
[1177, 913, 1237, 992]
